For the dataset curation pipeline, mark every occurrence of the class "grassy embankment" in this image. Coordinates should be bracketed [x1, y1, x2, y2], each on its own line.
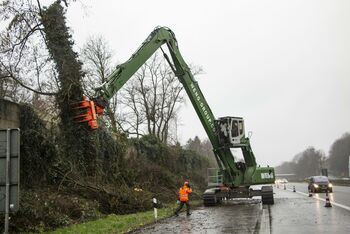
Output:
[47, 201, 202, 234]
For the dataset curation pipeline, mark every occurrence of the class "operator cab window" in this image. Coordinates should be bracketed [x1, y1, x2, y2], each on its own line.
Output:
[231, 120, 239, 138]
[239, 120, 244, 135]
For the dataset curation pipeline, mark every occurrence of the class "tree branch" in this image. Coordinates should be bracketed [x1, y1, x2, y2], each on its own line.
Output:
[0, 73, 57, 95]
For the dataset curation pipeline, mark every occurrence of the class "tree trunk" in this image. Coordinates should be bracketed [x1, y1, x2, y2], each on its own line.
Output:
[41, 2, 96, 175]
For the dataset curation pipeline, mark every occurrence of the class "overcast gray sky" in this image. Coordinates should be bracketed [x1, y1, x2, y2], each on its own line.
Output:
[45, 0, 350, 166]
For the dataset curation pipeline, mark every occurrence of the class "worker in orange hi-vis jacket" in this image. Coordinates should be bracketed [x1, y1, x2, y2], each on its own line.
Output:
[174, 180, 192, 216]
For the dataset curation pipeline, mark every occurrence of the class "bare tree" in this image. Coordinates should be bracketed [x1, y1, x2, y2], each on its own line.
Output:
[1, 0, 99, 173]
[0, 72, 23, 101]
[118, 82, 146, 137]
[119, 52, 202, 143]
[80, 35, 120, 134]
[118, 53, 181, 142]
[0, 0, 59, 100]
[0, 0, 62, 123]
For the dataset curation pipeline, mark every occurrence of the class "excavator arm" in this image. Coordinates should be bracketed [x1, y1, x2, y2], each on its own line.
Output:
[74, 27, 274, 194]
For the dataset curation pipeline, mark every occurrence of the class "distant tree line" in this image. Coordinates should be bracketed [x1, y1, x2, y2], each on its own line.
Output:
[276, 133, 350, 179]
[328, 133, 350, 177]
[185, 136, 217, 167]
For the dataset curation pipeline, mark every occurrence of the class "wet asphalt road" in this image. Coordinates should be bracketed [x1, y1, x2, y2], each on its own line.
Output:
[132, 183, 350, 234]
[133, 199, 263, 234]
[269, 183, 350, 233]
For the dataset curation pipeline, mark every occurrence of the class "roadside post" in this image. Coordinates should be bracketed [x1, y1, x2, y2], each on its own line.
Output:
[0, 129, 20, 234]
[308, 189, 312, 197]
[152, 198, 158, 220]
[324, 191, 332, 207]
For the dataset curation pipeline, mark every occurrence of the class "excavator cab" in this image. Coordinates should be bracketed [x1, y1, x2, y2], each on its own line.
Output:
[216, 117, 245, 146]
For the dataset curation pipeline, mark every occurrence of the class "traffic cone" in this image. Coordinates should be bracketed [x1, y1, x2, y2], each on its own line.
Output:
[324, 192, 332, 207]
[293, 186, 296, 192]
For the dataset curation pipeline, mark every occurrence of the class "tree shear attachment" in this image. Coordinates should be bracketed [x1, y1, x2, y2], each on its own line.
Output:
[72, 96, 104, 130]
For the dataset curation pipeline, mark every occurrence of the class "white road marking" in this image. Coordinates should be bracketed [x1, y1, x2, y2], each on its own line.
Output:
[285, 188, 350, 212]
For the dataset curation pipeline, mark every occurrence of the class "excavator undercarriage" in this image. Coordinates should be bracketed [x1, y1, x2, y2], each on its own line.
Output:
[202, 185, 274, 206]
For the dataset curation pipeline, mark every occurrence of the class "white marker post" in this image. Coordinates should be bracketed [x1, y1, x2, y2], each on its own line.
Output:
[153, 198, 158, 220]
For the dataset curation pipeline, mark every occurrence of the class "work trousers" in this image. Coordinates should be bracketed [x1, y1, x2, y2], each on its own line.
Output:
[175, 201, 190, 215]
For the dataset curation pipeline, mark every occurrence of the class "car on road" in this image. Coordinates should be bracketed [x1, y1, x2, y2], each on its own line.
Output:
[275, 178, 288, 185]
[280, 178, 288, 184]
[308, 176, 333, 193]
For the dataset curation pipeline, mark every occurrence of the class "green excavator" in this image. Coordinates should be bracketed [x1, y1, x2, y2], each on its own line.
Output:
[74, 27, 275, 205]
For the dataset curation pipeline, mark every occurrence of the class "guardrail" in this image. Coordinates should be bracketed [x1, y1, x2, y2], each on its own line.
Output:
[285, 178, 350, 187]
[329, 179, 350, 187]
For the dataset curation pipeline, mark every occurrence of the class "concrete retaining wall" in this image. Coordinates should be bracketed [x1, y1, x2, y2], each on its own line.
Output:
[0, 99, 20, 129]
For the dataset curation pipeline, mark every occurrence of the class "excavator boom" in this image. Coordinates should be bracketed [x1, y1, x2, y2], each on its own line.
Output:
[74, 27, 275, 205]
